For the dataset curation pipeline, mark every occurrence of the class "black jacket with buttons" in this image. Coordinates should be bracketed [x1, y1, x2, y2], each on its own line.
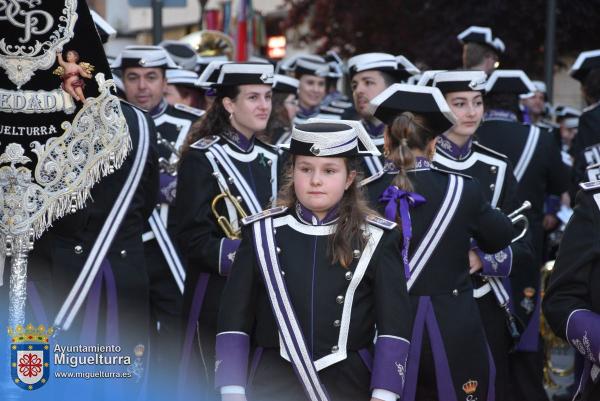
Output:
[433, 141, 536, 327]
[217, 209, 411, 362]
[475, 120, 570, 262]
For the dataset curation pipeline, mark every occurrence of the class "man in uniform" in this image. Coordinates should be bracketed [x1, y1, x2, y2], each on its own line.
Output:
[280, 54, 346, 123]
[458, 25, 505, 75]
[112, 45, 205, 393]
[347, 52, 420, 176]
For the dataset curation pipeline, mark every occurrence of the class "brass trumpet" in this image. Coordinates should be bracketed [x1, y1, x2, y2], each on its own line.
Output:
[211, 190, 248, 240]
[507, 201, 531, 243]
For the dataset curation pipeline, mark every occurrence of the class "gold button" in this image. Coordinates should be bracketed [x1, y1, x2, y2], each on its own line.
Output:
[345, 271, 353, 281]
[452, 289, 459, 296]
[336, 295, 344, 304]
[333, 320, 341, 327]
[331, 345, 339, 353]
[74, 245, 83, 254]
[120, 250, 127, 258]
[353, 250, 361, 259]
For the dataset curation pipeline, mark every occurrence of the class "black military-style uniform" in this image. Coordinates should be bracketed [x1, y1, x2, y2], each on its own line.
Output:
[476, 117, 570, 401]
[175, 132, 279, 400]
[144, 99, 203, 381]
[543, 182, 600, 401]
[363, 163, 514, 401]
[476, 119, 570, 262]
[215, 207, 412, 401]
[433, 139, 535, 401]
[20, 101, 159, 398]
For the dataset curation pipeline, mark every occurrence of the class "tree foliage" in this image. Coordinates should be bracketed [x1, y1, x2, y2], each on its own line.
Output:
[283, 0, 600, 78]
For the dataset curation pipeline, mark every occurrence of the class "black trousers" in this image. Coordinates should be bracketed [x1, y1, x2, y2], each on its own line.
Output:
[249, 349, 371, 401]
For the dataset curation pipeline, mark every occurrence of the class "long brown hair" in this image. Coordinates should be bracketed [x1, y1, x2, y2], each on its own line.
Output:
[277, 155, 375, 268]
[180, 85, 240, 157]
[386, 112, 437, 192]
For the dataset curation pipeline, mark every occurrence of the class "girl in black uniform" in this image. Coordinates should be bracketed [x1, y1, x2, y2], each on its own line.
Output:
[175, 63, 280, 400]
[431, 70, 535, 401]
[364, 84, 514, 401]
[215, 121, 412, 401]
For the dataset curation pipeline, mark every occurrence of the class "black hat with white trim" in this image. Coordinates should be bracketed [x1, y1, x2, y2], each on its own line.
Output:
[196, 55, 229, 74]
[159, 40, 197, 71]
[520, 80, 547, 99]
[111, 45, 179, 70]
[433, 70, 487, 94]
[324, 51, 344, 79]
[196, 60, 231, 88]
[369, 84, 457, 133]
[293, 56, 330, 78]
[347, 52, 420, 82]
[273, 74, 299, 94]
[281, 120, 381, 157]
[90, 10, 116, 44]
[554, 105, 581, 128]
[213, 62, 274, 88]
[570, 50, 600, 83]
[277, 54, 323, 74]
[416, 70, 447, 87]
[484, 70, 536, 95]
[457, 26, 505, 54]
[166, 69, 200, 88]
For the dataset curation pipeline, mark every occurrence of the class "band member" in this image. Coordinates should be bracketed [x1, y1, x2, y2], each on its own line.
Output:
[431, 70, 535, 401]
[215, 121, 411, 401]
[266, 74, 299, 146]
[112, 45, 205, 392]
[161, 40, 206, 109]
[347, 52, 420, 176]
[543, 180, 600, 401]
[175, 62, 279, 400]
[322, 50, 355, 114]
[475, 69, 570, 401]
[457, 25, 505, 74]
[568, 50, 600, 186]
[364, 83, 514, 401]
[282, 55, 345, 123]
[554, 105, 581, 157]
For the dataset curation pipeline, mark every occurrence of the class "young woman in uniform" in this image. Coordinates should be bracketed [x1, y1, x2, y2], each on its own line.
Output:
[175, 62, 280, 400]
[364, 83, 514, 401]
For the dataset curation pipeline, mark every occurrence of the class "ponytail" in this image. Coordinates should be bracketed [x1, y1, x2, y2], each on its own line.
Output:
[385, 112, 436, 192]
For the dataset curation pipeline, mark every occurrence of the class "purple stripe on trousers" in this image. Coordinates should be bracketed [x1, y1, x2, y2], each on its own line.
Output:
[178, 272, 210, 388]
[80, 266, 104, 343]
[102, 260, 120, 345]
[402, 296, 429, 401]
[424, 301, 458, 401]
[26, 282, 48, 327]
[256, 219, 328, 400]
[248, 347, 264, 384]
[486, 344, 496, 401]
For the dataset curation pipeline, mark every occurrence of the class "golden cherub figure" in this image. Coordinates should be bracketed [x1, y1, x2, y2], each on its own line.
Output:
[53, 50, 94, 104]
